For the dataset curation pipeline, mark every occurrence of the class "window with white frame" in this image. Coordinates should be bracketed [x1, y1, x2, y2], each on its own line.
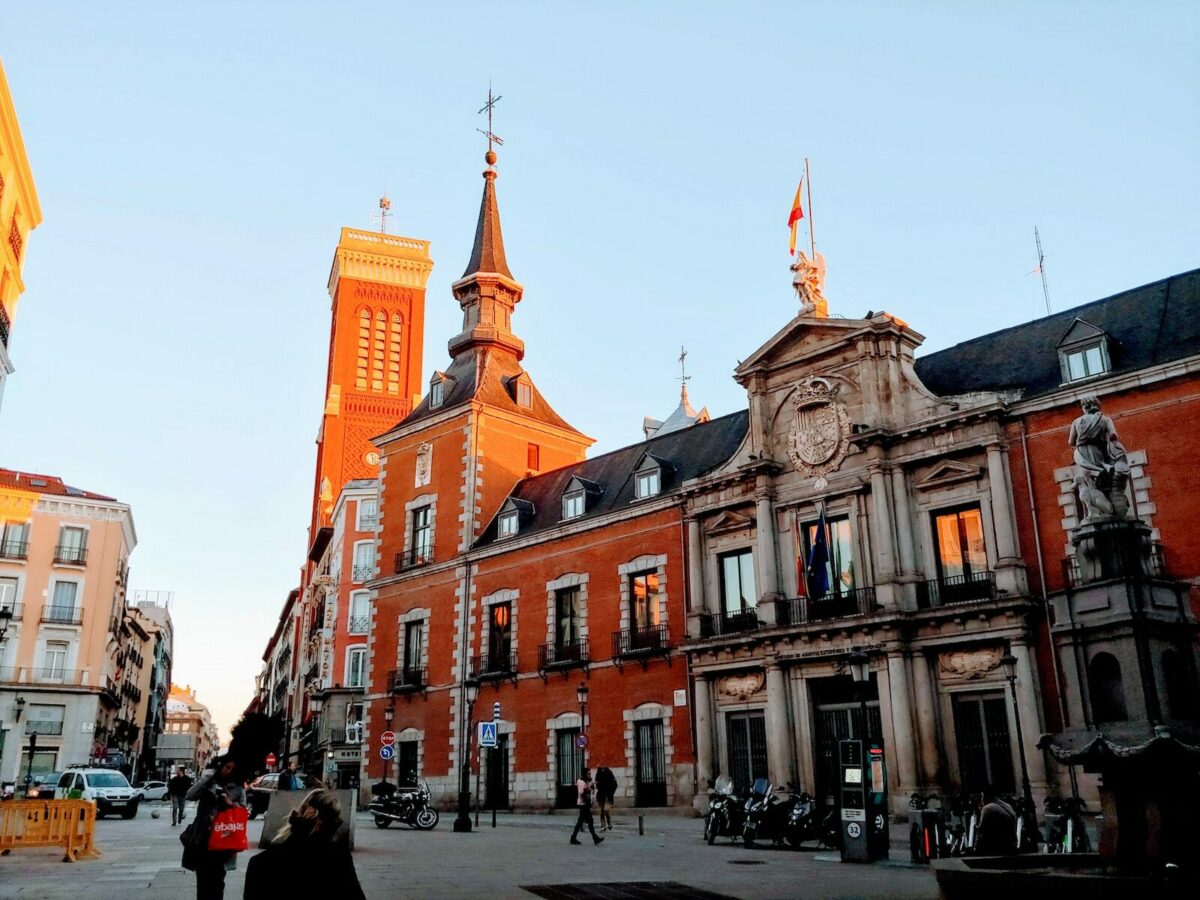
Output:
[47, 582, 78, 622]
[43, 641, 69, 680]
[1064, 344, 1108, 381]
[1, 521, 29, 559]
[56, 526, 87, 564]
[516, 380, 533, 408]
[348, 591, 370, 634]
[0, 575, 18, 612]
[410, 505, 432, 564]
[352, 541, 375, 582]
[497, 511, 519, 539]
[346, 647, 367, 688]
[635, 470, 660, 499]
[562, 491, 585, 520]
[429, 378, 444, 408]
[356, 498, 378, 531]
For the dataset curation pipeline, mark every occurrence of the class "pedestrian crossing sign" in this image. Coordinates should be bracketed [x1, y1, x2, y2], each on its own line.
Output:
[479, 721, 498, 748]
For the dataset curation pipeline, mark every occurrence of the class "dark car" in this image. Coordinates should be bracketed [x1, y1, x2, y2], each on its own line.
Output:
[247, 772, 307, 818]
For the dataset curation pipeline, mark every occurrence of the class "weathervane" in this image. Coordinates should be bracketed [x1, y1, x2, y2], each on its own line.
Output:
[678, 345, 691, 399]
[371, 193, 392, 234]
[476, 83, 504, 157]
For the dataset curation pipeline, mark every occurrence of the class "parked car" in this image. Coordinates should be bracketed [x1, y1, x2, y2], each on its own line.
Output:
[246, 772, 308, 818]
[55, 768, 139, 818]
[25, 772, 62, 800]
[133, 780, 169, 801]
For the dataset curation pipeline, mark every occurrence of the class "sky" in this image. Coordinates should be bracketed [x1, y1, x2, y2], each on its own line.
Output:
[1, 1, 1196, 738]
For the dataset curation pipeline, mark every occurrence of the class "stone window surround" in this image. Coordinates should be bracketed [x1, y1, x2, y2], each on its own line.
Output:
[404, 493, 438, 562]
[481, 588, 518, 666]
[911, 482, 999, 583]
[622, 701, 675, 805]
[545, 711, 584, 805]
[1054, 448, 1156, 556]
[396, 726, 425, 781]
[617, 554, 669, 632]
[344, 643, 368, 688]
[544, 573, 589, 651]
[398, 607, 430, 673]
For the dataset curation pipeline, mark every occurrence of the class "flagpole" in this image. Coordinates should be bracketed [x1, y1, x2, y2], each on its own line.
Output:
[804, 157, 815, 258]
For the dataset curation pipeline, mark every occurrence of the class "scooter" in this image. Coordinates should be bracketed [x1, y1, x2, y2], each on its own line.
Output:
[704, 776, 746, 845]
[369, 779, 440, 830]
[786, 790, 840, 849]
[742, 779, 796, 849]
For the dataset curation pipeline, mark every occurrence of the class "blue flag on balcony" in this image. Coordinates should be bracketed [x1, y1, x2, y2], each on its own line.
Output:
[807, 510, 830, 597]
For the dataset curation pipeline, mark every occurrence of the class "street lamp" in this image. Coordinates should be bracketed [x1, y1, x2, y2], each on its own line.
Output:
[1000, 651, 1036, 843]
[847, 649, 871, 741]
[576, 683, 589, 770]
[0, 607, 12, 642]
[15, 696, 25, 723]
[307, 693, 324, 779]
[383, 704, 395, 785]
[454, 680, 480, 833]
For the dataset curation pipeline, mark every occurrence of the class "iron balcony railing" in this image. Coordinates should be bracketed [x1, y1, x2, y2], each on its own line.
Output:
[348, 615, 370, 634]
[1062, 541, 1165, 588]
[394, 547, 433, 573]
[915, 571, 997, 609]
[698, 608, 761, 638]
[0, 666, 19, 684]
[29, 668, 83, 685]
[41, 607, 83, 625]
[101, 676, 121, 707]
[472, 651, 516, 679]
[388, 666, 427, 692]
[53, 545, 88, 565]
[612, 624, 670, 657]
[775, 586, 879, 625]
[0, 539, 28, 560]
[1, 603, 23, 621]
[352, 564, 375, 583]
[537, 640, 589, 670]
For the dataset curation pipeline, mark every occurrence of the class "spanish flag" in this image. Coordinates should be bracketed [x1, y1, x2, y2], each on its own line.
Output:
[788, 178, 805, 255]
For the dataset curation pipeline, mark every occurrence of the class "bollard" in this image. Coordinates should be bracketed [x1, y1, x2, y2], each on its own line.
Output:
[638, 814, 644, 836]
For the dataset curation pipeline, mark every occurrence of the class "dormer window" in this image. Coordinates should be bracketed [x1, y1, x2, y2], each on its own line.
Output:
[517, 381, 533, 408]
[497, 511, 519, 539]
[1057, 318, 1111, 384]
[562, 491, 585, 520]
[635, 470, 660, 499]
[429, 377, 444, 408]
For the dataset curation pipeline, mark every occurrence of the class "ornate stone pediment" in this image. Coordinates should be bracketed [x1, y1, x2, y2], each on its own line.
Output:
[914, 460, 983, 491]
[786, 377, 851, 487]
[704, 509, 755, 536]
[717, 670, 766, 702]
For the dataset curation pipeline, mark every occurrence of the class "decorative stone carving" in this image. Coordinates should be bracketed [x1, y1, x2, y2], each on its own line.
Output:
[717, 671, 766, 702]
[790, 250, 828, 318]
[787, 377, 851, 486]
[415, 442, 432, 488]
[938, 647, 1003, 682]
[1068, 395, 1130, 520]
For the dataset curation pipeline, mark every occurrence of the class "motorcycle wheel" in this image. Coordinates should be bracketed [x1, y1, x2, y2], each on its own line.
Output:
[415, 807, 440, 830]
[706, 816, 718, 845]
[374, 815, 392, 829]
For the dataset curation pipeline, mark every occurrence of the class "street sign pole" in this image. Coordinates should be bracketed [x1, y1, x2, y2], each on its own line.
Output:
[491, 702, 501, 828]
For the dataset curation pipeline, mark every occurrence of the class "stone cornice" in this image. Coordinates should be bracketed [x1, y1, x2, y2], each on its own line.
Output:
[327, 229, 433, 298]
[36, 496, 136, 551]
[1006, 353, 1200, 416]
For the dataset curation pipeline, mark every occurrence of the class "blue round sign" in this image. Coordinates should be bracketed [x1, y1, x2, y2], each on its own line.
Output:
[379, 745, 395, 760]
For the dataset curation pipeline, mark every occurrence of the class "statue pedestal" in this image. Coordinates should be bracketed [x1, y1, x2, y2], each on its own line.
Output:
[1071, 518, 1153, 584]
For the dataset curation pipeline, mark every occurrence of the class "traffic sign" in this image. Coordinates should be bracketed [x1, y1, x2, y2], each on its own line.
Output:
[575, 733, 589, 749]
[379, 745, 395, 761]
[265, 753, 277, 767]
[380, 730, 396, 747]
[479, 721, 498, 748]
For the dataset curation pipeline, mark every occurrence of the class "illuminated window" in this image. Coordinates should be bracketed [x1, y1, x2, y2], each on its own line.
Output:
[488, 602, 513, 669]
[801, 516, 855, 597]
[629, 571, 660, 631]
[719, 549, 756, 614]
[932, 505, 987, 582]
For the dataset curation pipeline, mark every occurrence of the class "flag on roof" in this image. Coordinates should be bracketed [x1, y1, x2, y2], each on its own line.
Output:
[788, 178, 805, 255]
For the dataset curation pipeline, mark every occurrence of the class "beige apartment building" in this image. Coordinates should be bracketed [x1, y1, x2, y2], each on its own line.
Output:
[158, 684, 218, 774]
[0, 468, 136, 785]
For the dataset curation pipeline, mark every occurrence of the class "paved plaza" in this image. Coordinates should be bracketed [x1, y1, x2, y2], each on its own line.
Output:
[0, 800, 940, 899]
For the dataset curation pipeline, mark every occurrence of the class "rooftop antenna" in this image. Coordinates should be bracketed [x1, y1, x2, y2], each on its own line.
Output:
[371, 192, 392, 234]
[677, 344, 691, 401]
[1031, 226, 1052, 316]
[476, 82, 504, 155]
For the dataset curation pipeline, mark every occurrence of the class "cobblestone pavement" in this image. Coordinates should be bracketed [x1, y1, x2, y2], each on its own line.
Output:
[0, 801, 939, 899]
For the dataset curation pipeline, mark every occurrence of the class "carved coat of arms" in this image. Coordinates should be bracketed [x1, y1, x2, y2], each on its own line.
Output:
[787, 377, 851, 482]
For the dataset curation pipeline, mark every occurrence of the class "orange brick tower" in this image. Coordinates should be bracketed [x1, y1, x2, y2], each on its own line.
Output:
[310, 219, 434, 531]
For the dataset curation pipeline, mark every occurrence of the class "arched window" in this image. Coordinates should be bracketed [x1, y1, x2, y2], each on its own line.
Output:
[387, 313, 403, 395]
[1088, 652, 1128, 723]
[356, 308, 371, 390]
[1162, 649, 1195, 721]
[372, 310, 386, 391]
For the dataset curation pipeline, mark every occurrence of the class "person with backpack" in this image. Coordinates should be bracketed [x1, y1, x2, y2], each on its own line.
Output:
[595, 766, 618, 831]
[570, 767, 604, 846]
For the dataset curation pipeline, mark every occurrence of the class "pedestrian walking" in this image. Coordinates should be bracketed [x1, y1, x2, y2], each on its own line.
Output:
[169, 766, 193, 826]
[570, 767, 604, 846]
[595, 766, 617, 831]
[243, 788, 365, 900]
[278, 763, 300, 791]
[183, 756, 248, 900]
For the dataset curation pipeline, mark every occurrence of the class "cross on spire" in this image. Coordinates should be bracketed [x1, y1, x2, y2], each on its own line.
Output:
[476, 83, 504, 156]
[678, 344, 691, 400]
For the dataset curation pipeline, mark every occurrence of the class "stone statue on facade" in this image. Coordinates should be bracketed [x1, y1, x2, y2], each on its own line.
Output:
[1068, 394, 1131, 519]
[790, 250, 828, 318]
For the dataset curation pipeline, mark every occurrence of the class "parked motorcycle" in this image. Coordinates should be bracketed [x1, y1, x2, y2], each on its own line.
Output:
[742, 778, 796, 849]
[369, 779, 440, 830]
[787, 790, 840, 849]
[704, 776, 747, 845]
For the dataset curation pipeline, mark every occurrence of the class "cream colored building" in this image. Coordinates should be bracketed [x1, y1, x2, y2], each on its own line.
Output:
[0, 469, 135, 784]
[158, 684, 217, 774]
[0, 58, 43, 412]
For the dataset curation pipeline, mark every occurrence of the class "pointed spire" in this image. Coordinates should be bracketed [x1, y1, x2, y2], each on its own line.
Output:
[462, 151, 512, 279]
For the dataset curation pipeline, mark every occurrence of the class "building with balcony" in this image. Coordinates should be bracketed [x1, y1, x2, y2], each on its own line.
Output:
[0, 59, 43, 414]
[0, 469, 135, 785]
[158, 684, 217, 774]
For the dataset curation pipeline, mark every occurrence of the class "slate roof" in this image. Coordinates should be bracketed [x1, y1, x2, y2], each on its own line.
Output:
[461, 167, 512, 279]
[0, 467, 116, 501]
[914, 268, 1200, 399]
[475, 409, 749, 546]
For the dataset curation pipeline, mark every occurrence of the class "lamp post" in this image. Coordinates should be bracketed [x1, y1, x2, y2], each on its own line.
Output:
[1000, 652, 1036, 843]
[847, 649, 871, 741]
[383, 704, 395, 785]
[308, 693, 324, 781]
[454, 680, 480, 833]
[15, 696, 25, 722]
[576, 682, 589, 770]
[0, 607, 12, 642]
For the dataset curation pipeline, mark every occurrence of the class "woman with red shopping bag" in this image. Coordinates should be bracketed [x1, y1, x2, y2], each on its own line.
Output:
[183, 756, 248, 900]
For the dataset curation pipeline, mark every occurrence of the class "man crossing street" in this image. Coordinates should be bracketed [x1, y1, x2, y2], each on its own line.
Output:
[168, 767, 192, 826]
[569, 768, 603, 846]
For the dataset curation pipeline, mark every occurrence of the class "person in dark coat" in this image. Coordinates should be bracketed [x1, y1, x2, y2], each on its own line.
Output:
[169, 766, 193, 826]
[186, 756, 246, 900]
[594, 766, 618, 831]
[975, 785, 1018, 855]
[243, 789, 365, 900]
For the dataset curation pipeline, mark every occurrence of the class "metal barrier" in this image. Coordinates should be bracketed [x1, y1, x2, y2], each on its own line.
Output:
[0, 799, 99, 862]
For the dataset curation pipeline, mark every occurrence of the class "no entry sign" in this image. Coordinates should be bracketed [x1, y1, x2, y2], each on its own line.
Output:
[265, 753, 277, 767]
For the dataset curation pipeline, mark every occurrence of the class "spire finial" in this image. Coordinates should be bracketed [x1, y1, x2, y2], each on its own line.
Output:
[476, 82, 504, 169]
[678, 344, 691, 402]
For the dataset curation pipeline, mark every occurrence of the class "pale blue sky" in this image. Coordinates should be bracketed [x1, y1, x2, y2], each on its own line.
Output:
[2, 1, 1196, 735]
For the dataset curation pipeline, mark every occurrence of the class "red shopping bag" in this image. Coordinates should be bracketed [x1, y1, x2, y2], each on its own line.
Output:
[207, 806, 249, 852]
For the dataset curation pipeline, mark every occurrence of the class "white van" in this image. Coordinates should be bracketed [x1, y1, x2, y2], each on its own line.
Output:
[55, 768, 140, 818]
